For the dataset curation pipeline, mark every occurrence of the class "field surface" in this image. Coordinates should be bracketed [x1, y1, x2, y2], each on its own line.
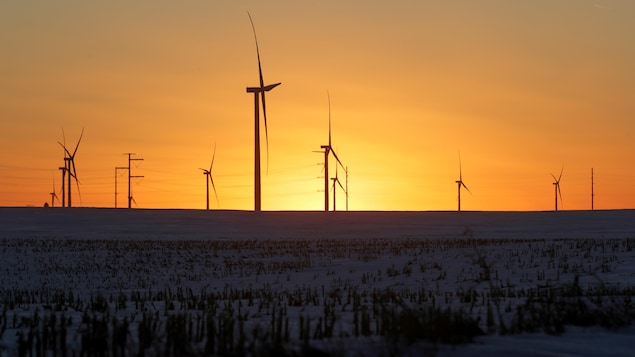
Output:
[1, 208, 634, 356]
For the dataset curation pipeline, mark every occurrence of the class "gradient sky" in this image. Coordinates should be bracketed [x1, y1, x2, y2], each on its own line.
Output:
[1, 0, 634, 211]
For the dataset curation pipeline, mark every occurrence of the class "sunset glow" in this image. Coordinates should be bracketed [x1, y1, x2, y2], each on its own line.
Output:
[2, 1, 634, 211]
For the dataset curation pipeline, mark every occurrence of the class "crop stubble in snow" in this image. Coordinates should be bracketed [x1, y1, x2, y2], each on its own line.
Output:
[1, 208, 634, 356]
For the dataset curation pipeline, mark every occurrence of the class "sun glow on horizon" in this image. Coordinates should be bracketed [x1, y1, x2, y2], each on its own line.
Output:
[1, 1, 635, 211]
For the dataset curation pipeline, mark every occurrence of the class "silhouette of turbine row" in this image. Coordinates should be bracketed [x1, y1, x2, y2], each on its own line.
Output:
[48, 13, 574, 213]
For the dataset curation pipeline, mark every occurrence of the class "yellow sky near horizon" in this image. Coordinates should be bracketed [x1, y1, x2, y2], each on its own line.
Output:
[1, 1, 634, 211]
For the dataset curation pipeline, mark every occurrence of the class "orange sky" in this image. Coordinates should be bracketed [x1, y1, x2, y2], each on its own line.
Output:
[1, 1, 634, 211]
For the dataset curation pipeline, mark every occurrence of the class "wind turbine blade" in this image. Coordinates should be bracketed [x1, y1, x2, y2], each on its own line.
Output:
[61, 126, 67, 156]
[210, 174, 219, 207]
[71, 160, 78, 182]
[327, 91, 332, 147]
[210, 142, 216, 172]
[247, 12, 264, 88]
[331, 149, 344, 169]
[557, 184, 563, 205]
[261, 92, 269, 174]
[336, 178, 345, 191]
[72, 127, 84, 157]
[58, 142, 72, 157]
[248, 12, 269, 174]
[458, 150, 463, 181]
[75, 179, 83, 206]
[462, 182, 472, 194]
[550, 173, 557, 182]
[558, 165, 564, 182]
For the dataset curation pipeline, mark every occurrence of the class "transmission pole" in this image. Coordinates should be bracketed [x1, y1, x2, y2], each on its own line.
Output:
[115, 166, 128, 208]
[125, 153, 144, 208]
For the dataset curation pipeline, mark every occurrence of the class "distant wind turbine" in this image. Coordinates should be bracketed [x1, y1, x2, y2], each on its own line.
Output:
[49, 174, 59, 207]
[245, 12, 281, 212]
[455, 151, 471, 212]
[58, 127, 83, 207]
[551, 166, 564, 212]
[199, 143, 219, 210]
[319, 92, 345, 212]
[331, 164, 346, 211]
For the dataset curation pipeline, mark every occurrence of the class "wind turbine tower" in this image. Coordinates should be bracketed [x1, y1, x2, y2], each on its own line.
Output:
[331, 165, 346, 211]
[49, 176, 58, 207]
[455, 152, 471, 212]
[319, 92, 344, 212]
[245, 12, 281, 212]
[551, 166, 564, 212]
[58, 128, 83, 207]
[58, 166, 66, 207]
[199, 143, 219, 210]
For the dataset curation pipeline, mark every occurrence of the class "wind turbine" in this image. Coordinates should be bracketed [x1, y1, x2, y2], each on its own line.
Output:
[245, 12, 281, 212]
[319, 91, 345, 212]
[455, 151, 471, 212]
[49, 174, 59, 207]
[199, 143, 219, 210]
[331, 164, 346, 211]
[58, 127, 83, 207]
[551, 166, 564, 212]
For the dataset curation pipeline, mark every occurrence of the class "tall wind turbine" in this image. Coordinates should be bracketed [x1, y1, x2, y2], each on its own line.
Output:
[551, 166, 564, 212]
[245, 12, 281, 212]
[455, 151, 471, 212]
[320, 92, 344, 212]
[58, 127, 83, 207]
[200, 143, 219, 210]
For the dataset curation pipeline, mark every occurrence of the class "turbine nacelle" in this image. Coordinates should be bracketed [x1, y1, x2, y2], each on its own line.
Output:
[246, 82, 281, 93]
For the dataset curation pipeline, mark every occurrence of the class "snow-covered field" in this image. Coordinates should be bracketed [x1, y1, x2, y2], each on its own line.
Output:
[1, 208, 634, 356]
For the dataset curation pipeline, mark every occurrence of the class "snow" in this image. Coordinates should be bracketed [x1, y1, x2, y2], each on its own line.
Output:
[1, 208, 634, 356]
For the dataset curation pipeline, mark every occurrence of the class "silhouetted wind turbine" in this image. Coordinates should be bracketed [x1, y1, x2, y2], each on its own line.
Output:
[551, 166, 564, 212]
[49, 174, 59, 207]
[331, 164, 346, 211]
[58, 127, 83, 207]
[246, 12, 281, 212]
[200, 143, 219, 210]
[320, 92, 344, 212]
[455, 151, 471, 212]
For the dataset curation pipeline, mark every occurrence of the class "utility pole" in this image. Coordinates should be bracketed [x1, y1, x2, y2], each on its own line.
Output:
[125, 153, 144, 208]
[591, 167, 595, 211]
[346, 166, 349, 211]
[115, 166, 128, 208]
